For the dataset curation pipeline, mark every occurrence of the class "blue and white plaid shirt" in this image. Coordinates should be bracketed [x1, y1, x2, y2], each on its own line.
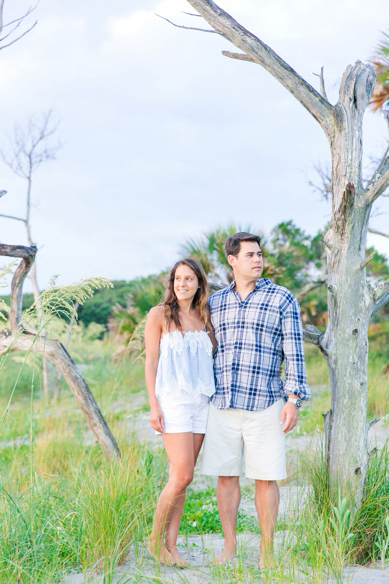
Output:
[209, 278, 310, 411]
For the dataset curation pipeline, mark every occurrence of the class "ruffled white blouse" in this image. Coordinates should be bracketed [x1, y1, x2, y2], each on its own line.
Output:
[155, 330, 215, 398]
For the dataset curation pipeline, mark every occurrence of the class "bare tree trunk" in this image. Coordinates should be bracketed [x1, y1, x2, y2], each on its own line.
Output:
[0, 244, 121, 460]
[320, 63, 375, 499]
[54, 301, 79, 401]
[179, 0, 389, 503]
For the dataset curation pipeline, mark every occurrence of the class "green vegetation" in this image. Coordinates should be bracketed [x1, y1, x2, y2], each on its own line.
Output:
[0, 222, 388, 581]
[0, 321, 387, 581]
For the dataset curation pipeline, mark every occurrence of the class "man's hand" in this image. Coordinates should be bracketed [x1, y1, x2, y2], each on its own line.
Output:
[150, 403, 165, 433]
[280, 402, 299, 434]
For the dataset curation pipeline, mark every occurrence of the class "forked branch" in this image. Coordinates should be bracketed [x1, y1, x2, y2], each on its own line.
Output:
[184, 0, 335, 138]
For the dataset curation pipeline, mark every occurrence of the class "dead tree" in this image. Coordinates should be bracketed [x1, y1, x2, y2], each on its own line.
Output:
[171, 0, 389, 502]
[0, 109, 61, 401]
[0, 244, 121, 461]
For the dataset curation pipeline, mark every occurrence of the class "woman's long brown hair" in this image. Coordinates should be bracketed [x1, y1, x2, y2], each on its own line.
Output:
[163, 258, 210, 332]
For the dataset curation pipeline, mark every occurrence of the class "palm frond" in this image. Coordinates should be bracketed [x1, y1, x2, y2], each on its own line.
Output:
[369, 31, 389, 111]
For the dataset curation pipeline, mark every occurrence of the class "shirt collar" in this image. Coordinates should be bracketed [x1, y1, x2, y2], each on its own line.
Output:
[227, 278, 271, 292]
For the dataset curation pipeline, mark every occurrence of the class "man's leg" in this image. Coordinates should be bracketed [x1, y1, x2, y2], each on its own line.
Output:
[216, 475, 241, 564]
[255, 480, 280, 569]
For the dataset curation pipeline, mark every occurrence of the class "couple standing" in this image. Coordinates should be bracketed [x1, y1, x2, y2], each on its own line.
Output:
[145, 232, 310, 569]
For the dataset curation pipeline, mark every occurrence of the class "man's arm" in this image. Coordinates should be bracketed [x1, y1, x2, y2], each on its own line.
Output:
[280, 294, 311, 401]
[279, 294, 311, 434]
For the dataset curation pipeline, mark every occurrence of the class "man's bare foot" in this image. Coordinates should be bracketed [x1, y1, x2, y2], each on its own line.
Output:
[148, 541, 176, 566]
[215, 546, 236, 565]
[168, 546, 190, 568]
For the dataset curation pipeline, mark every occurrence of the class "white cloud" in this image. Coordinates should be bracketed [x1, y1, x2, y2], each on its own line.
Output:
[0, 0, 388, 295]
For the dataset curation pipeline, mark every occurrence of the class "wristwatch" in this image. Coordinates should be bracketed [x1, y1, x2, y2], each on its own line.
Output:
[288, 397, 302, 408]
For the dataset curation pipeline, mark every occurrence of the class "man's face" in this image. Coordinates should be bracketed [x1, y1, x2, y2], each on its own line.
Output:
[228, 241, 263, 281]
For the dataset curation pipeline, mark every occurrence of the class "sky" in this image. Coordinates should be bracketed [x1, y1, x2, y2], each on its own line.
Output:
[0, 0, 388, 293]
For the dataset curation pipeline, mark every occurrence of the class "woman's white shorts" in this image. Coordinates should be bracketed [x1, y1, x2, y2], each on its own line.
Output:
[155, 391, 210, 435]
[200, 398, 286, 480]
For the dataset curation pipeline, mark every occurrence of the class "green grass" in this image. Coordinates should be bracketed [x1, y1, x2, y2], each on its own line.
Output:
[0, 323, 387, 582]
[180, 487, 261, 535]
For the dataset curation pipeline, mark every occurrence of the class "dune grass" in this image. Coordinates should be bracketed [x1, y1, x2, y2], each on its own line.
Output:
[0, 323, 387, 582]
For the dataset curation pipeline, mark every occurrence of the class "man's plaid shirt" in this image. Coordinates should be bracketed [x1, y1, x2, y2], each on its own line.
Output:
[209, 278, 310, 411]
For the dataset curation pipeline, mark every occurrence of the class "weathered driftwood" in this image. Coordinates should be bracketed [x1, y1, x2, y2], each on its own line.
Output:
[0, 330, 120, 460]
[0, 244, 121, 460]
[180, 0, 389, 501]
[0, 244, 37, 332]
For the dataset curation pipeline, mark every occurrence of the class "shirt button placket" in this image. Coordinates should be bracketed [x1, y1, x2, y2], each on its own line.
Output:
[231, 298, 244, 408]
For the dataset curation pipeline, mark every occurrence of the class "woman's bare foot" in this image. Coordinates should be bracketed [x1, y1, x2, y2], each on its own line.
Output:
[148, 541, 176, 566]
[259, 553, 276, 570]
[168, 546, 190, 568]
[215, 546, 236, 565]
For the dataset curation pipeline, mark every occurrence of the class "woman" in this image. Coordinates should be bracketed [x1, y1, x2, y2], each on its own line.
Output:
[144, 258, 216, 567]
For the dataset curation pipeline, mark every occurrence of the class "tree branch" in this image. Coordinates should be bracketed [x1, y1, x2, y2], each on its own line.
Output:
[0, 243, 36, 259]
[10, 249, 37, 332]
[0, 20, 37, 51]
[366, 168, 389, 205]
[0, 244, 37, 331]
[368, 227, 389, 239]
[313, 66, 328, 100]
[0, 213, 26, 223]
[155, 13, 219, 34]
[0, 330, 121, 460]
[185, 0, 335, 139]
[303, 324, 328, 357]
[297, 280, 326, 302]
[366, 144, 389, 204]
[222, 50, 254, 62]
[360, 250, 376, 270]
[371, 278, 389, 319]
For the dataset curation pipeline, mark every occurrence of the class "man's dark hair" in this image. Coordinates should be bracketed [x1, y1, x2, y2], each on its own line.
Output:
[225, 232, 261, 258]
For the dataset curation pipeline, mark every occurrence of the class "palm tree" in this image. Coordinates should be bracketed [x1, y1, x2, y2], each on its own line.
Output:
[370, 31, 389, 111]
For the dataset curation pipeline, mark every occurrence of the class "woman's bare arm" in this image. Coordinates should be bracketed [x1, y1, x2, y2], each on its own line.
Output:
[144, 306, 165, 433]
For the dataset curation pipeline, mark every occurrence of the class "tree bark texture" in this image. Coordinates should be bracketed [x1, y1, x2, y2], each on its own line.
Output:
[183, 0, 389, 502]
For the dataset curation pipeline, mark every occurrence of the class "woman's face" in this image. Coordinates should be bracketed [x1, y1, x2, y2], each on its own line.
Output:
[173, 264, 199, 303]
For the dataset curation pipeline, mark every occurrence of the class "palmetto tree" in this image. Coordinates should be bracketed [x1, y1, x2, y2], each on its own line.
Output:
[370, 31, 389, 111]
[181, 223, 282, 288]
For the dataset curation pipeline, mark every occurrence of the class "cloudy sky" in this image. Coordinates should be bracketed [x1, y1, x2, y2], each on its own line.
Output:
[0, 0, 388, 293]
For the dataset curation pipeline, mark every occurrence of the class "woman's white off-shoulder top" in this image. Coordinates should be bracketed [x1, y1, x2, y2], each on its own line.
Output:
[155, 330, 215, 398]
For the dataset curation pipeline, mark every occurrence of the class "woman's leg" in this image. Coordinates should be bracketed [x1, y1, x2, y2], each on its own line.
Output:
[148, 432, 197, 566]
[165, 433, 204, 561]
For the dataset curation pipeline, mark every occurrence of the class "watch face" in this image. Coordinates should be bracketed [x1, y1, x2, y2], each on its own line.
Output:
[296, 399, 302, 408]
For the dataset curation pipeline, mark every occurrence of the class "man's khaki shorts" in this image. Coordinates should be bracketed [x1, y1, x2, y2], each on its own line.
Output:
[200, 398, 286, 480]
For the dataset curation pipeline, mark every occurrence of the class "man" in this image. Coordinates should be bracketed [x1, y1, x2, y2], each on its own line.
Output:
[201, 232, 310, 568]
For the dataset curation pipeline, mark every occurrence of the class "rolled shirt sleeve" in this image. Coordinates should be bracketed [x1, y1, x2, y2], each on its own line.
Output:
[280, 295, 311, 400]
